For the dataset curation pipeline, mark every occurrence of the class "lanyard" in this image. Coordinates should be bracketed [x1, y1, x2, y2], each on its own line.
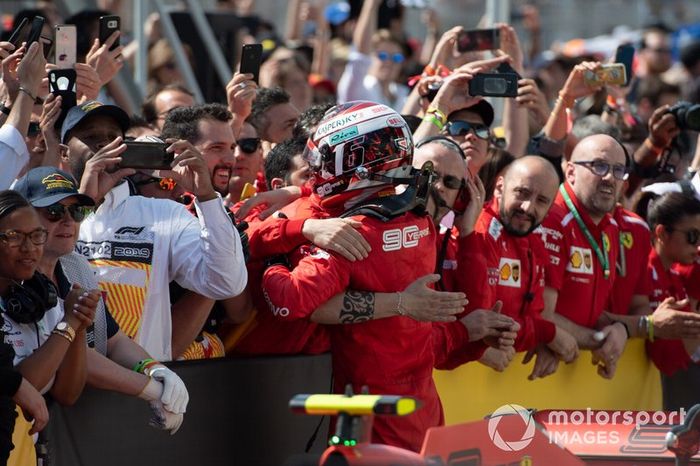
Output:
[559, 185, 610, 279]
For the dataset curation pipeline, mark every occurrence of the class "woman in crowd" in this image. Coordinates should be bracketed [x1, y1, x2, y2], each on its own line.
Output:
[645, 192, 700, 409]
[0, 191, 50, 463]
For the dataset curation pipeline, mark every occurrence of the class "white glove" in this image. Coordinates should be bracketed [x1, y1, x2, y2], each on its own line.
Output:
[148, 399, 184, 435]
[147, 365, 189, 414]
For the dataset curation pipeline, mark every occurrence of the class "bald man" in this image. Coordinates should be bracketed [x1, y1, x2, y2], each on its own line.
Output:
[540, 134, 629, 379]
[459, 156, 579, 373]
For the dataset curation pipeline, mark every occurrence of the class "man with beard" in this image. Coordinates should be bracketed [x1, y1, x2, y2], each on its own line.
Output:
[539, 134, 629, 379]
[457, 156, 579, 374]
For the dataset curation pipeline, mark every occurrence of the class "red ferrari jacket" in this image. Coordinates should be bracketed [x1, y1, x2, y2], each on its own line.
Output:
[646, 249, 692, 376]
[225, 195, 330, 355]
[609, 206, 652, 315]
[263, 210, 440, 452]
[432, 226, 488, 369]
[457, 200, 556, 352]
[541, 183, 620, 328]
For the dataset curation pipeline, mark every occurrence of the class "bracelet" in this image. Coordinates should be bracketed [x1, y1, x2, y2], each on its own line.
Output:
[51, 329, 74, 344]
[423, 114, 444, 131]
[18, 86, 36, 102]
[638, 315, 648, 337]
[133, 358, 156, 373]
[396, 292, 405, 316]
[425, 106, 447, 125]
[648, 314, 655, 342]
[643, 138, 666, 158]
[0, 103, 11, 116]
[556, 92, 575, 109]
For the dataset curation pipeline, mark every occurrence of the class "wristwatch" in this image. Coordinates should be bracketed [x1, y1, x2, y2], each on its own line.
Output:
[52, 321, 76, 343]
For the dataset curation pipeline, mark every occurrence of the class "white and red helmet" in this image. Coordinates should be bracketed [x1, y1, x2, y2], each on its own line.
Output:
[303, 101, 414, 206]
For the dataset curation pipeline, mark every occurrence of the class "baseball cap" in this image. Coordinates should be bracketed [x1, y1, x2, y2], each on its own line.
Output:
[13, 167, 95, 208]
[448, 100, 495, 128]
[60, 100, 130, 144]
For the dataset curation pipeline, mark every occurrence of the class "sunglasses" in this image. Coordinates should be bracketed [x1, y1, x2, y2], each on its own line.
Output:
[44, 203, 93, 223]
[376, 51, 405, 64]
[445, 120, 491, 140]
[0, 228, 48, 247]
[134, 177, 178, 191]
[237, 137, 261, 154]
[573, 160, 629, 181]
[667, 227, 700, 246]
[435, 172, 465, 190]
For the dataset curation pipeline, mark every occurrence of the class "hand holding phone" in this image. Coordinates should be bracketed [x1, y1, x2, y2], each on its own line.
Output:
[239, 44, 263, 84]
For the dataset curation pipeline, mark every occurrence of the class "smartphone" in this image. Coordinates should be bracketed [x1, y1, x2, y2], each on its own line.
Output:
[54, 25, 76, 69]
[584, 63, 627, 86]
[120, 141, 174, 169]
[240, 44, 263, 84]
[457, 28, 500, 53]
[614, 43, 635, 86]
[99, 15, 120, 51]
[7, 17, 28, 47]
[26, 16, 45, 48]
[468, 72, 519, 97]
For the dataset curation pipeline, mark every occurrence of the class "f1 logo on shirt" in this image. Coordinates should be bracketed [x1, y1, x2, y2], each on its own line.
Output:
[566, 246, 594, 275]
[498, 258, 521, 288]
[382, 226, 430, 251]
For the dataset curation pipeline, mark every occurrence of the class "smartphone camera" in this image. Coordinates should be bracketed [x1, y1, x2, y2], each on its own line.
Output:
[107, 20, 118, 29]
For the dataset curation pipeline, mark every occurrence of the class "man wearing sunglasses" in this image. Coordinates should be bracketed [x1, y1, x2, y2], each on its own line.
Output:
[57, 100, 247, 361]
[442, 100, 494, 175]
[539, 134, 630, 380]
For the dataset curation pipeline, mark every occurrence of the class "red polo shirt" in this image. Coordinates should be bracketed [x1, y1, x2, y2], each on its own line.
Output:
[609, 206, 653, 315]
[645, 249, 692, 376]
[541, 182, 620, 328]
[674, 259, 700, 301]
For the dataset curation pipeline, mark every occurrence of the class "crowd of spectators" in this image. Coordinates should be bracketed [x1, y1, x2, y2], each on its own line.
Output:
[2, 0, 700, 462]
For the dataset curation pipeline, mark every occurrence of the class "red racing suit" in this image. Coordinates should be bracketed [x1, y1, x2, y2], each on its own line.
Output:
[453, 200, 556, 352]
[609, 206, 652, 315]
[541, 182, 620, 328]
[224, 195, 331, 355]
[263, 207, 439, 452]
[646, 249, 692, 376]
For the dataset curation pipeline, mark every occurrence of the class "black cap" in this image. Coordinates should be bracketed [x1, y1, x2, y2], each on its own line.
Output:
[60, 100, 130, 144]
[13, 167, 95, 208]
[448, 100, 495, 127]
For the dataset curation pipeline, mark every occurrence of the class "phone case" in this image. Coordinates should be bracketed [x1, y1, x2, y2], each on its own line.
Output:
[240, 44, 263, 84]
[8, 18, 28, 47]
[55, 25, 77, 69]
[120, 142, 173, 169]
[99, 16, 120, 51]
[26, 16, 45, 47]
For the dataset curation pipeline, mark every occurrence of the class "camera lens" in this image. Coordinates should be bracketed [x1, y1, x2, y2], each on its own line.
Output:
[483, 77, 507, 94]
[685, 105, 700, 131]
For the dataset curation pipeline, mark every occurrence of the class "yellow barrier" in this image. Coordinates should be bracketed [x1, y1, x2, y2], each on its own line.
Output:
[434, 339, 662, 424]
[8, 407, 36, 466]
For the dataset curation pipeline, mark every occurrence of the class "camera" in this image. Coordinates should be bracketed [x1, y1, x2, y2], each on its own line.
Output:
[668, 101, 700, 131]
[468, 62, 520, 98]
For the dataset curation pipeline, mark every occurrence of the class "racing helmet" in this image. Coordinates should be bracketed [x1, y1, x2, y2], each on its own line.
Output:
[303, 101, 414, 206]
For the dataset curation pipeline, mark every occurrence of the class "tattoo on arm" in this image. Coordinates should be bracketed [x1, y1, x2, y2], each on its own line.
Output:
[339, 291, 375, 324]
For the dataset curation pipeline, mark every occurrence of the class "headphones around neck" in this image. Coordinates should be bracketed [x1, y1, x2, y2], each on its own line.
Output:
[3, 272, 58, 324]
